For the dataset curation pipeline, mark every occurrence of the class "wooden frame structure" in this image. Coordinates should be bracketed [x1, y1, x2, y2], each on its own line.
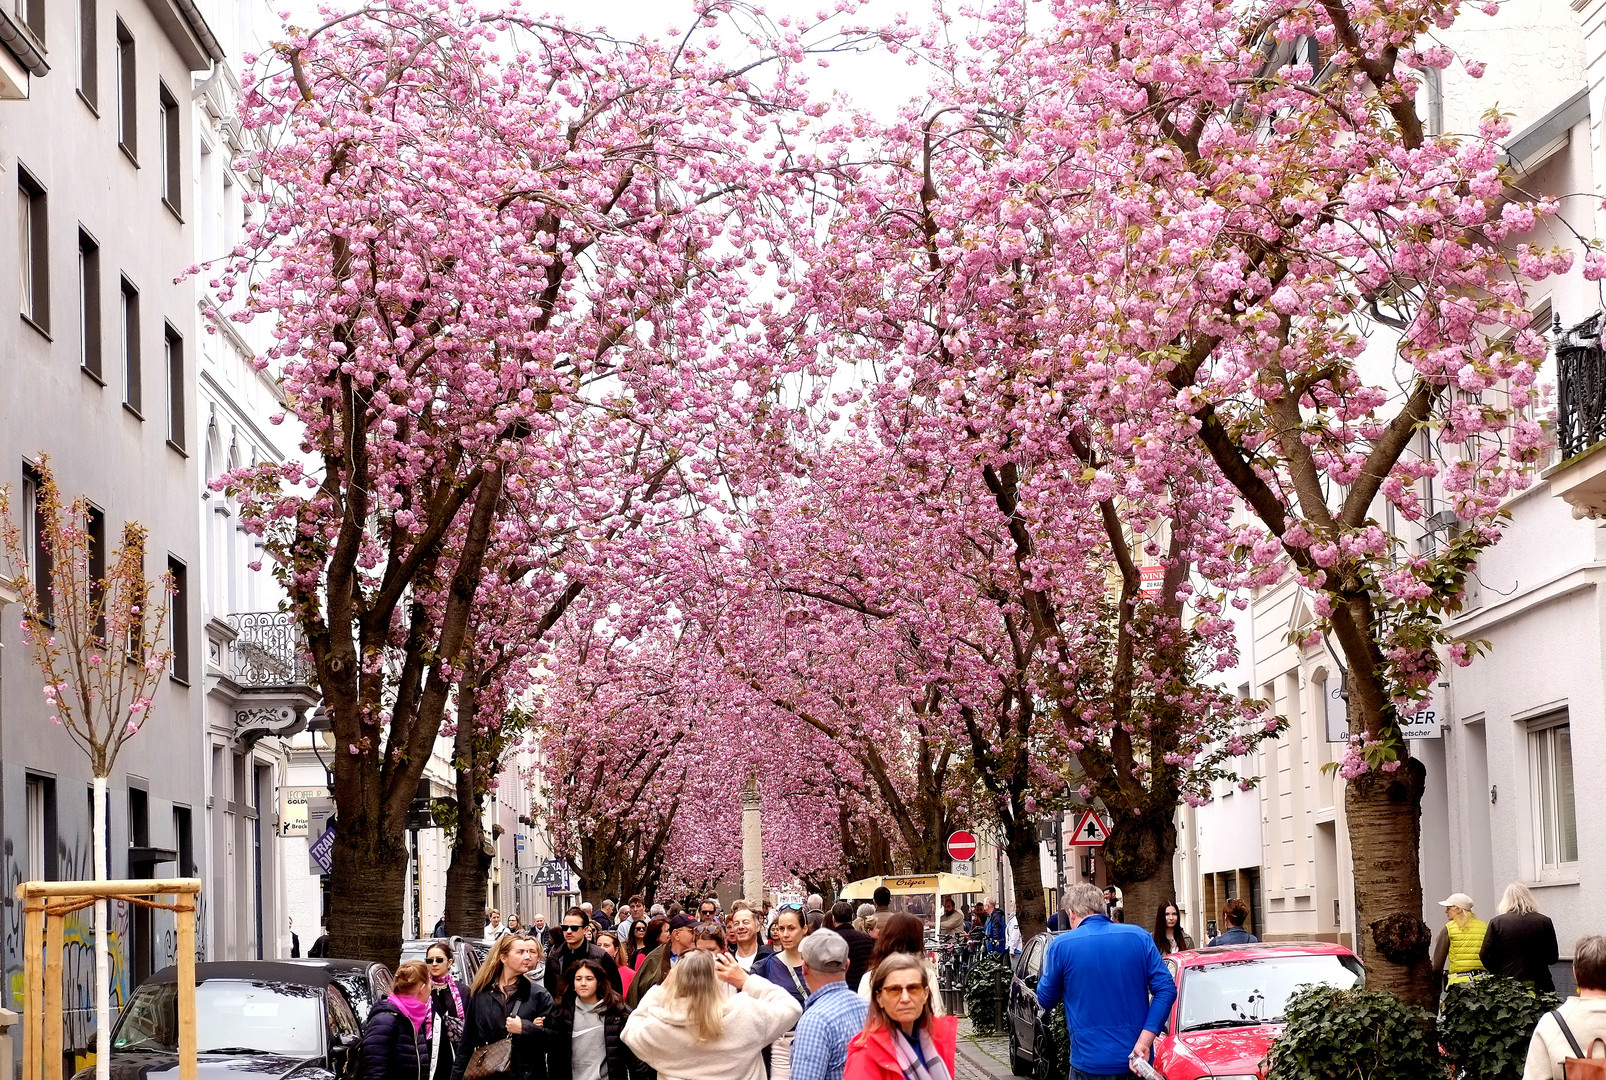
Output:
[17, 878, 201, 1080]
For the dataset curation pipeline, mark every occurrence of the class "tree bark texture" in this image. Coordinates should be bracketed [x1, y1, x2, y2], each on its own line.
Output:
[1346, 756, 1433, 1006]
[444, 788, 491, 937]
[1005, 818, 1048, 942]
[329, 825, 411, 962]
[1107, 811, 1178, 932]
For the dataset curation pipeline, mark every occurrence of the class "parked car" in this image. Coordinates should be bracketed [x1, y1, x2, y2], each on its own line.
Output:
[400, 935, 488, 988]
[70, 959, 395, 1080]
[1152, 942, 1363, 1080]
[1006, 930, 1063, 1080]
[1008, 935, 1363, 1080]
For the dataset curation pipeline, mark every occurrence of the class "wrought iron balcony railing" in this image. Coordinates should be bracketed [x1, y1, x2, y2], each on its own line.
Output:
[1557, 312, 1606, 461]
[225, 611, 315, 687]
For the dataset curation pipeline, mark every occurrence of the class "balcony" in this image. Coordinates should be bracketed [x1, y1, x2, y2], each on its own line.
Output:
[1546, 313, 1606, 520]
[210, 611, 318, 745]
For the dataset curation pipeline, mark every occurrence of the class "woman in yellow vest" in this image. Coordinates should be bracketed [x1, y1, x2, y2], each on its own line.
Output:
[1431, 892, 1489, 991]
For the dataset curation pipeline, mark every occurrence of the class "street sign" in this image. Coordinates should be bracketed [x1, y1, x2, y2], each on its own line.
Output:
[951, 859, 973, 876]
[1067, 810, 1110, 846]
[1399, 698, 1442, 740]
[946, 830, 978, 861]
[1140, 564, 1165, 600]
[530, 860, 568, 888]
[278, 786, 327, 837]
[515, 834, 526, 852]
[308, 825, 336, 874]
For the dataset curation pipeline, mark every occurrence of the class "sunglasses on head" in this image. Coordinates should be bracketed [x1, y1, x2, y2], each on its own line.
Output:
[778, 902, 803, 911]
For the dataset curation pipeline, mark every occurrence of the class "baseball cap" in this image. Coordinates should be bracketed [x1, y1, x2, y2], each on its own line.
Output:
[798, 929, 849, 973]
[668, 913, 697, 930]
[1438, 893, 1475, 909]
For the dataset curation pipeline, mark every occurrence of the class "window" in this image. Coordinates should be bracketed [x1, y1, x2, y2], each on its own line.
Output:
[158, 83, 180, 213]
[167, 556, 188, 681]
[16, 0, 44, 46]
[21, 464, 51, 622]
[18, 167, 48, 333]
[79, 229, 101, 378]
[121, 276, 140, 414]
[86, 504, 106, 640]
[1530, 719, 1578, 873]
[25, 774, 56, 880]
[78, 0, 97, 107]
[165, 325, 184, 450]
[116, 21, 136, 159]
[173, 807, 194, 877]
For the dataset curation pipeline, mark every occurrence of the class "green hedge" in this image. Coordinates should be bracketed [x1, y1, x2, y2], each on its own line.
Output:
[1263, 984, 1440, 1080]
[965, 951, 1011, 1032]
[1439, 977, 1561, 1080]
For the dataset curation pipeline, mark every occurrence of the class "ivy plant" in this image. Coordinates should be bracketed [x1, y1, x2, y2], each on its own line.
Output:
[1440, 977, 1561, 1080]
[1263, 984, 1439, 1080]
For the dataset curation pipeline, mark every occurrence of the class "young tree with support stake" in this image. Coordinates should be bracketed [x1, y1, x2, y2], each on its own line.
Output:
[0, 461, 174, 1080]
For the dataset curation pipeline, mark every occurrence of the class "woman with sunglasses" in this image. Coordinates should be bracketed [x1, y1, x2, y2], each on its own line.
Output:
[759, 907, 808, 1080]
[626, 919, 652, 969]
[424, 941, 470, 1080]
[633, 918, 670, 970]
[595, 931, 635, 998]
[842, 955, 957, 1080]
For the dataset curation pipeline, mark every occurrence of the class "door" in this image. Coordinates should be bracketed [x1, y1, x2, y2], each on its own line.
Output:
[1013, 937, 1046, 1055]
[325, 985, 361, 1078]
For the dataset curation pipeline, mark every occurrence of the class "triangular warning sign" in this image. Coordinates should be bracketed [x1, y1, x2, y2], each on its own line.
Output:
[1068, 809, 1110, 846]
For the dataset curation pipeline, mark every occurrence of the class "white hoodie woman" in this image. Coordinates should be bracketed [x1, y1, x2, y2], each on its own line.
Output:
[622, 950, 801, 1080]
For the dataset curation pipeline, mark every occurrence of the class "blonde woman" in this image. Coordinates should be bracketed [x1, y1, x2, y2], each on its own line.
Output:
[1430, 892, 1488, 991]
[621, 949, 800, 1080]
[453, 934, 553, 1080]
[1482, 883, 1560, 992]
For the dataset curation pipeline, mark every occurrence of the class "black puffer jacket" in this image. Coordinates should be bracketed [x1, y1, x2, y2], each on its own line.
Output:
[453, 977, 554, 1080]
[360, 999, 432, 1080]
[544, 1000, 650, 1080]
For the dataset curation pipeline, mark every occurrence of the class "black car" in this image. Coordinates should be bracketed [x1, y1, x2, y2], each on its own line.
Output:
[1006, 930, 1063, 1080]
[71, 959, 395, 1080]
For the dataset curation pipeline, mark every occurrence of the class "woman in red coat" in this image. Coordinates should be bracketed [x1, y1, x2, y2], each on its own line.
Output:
[843, 954, 959, 1080]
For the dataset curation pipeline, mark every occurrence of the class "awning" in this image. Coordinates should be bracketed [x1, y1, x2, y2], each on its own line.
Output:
[838, 873, 986, 899]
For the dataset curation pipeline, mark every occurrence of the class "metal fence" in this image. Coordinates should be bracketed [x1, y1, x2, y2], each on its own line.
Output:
[1558, 312, 1606, 460]
[226, 611, 315, 687]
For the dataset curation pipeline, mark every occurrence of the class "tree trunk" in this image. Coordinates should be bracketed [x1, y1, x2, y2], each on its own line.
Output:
[1106, 810, 1178, 931]
[1346, 756, 1434, 1006]
[444, 792, 491, 938]
[329, 824, 411, 963]
[93, 775, 109, 1080]
[1005, 820, 1048, 942]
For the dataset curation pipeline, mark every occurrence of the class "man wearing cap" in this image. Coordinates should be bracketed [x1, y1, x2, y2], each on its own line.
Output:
[1431, 892, 1488, 991]
[627, 912, 698, 1008]
[791, 930, 868, 1080]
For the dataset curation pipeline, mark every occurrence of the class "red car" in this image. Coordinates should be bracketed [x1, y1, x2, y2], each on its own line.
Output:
[1151, 941, 1364, 1080]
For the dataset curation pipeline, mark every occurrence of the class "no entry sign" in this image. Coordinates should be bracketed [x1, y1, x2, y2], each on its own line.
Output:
[946, 830, 978, 861]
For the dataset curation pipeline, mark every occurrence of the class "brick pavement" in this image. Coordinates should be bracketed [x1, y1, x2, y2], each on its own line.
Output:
[955, 1018, 1018, 1080]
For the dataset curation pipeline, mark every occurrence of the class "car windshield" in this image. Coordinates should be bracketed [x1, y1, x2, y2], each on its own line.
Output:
[113, 980, 324, 1056]
[1178, 954, 1364, 1031]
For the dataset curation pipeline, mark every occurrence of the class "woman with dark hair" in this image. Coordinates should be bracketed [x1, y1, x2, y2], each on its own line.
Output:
[627, 919, 653, 969]
[843, 955, 957, 1080]
[594, 931, 635, 998]
[634, 918, 669, 970]
[804, 911, 825, 936]
[545, 957, 649, 1080]
[855, 914, 943, 1015]
[760, 907, 809, 1080]
[1151, 901, 1193, 956]
[424, 940, 471, 1080]
[454, 934, 554, 1080]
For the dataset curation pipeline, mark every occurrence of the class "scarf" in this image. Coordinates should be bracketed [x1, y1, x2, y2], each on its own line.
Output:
[891, 1027, 951, 1080]
[433, 976, 465, 1043]
[390, 993, 433, 1039]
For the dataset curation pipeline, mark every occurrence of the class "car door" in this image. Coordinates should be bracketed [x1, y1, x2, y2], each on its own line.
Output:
[325, 985, 362, 1079]
[1012, 937, 1046, 1055]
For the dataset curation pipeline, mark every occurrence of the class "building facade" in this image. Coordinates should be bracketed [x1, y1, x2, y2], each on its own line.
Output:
[0, 0, 222, 1063]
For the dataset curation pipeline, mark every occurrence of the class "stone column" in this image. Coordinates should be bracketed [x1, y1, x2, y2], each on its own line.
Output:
[742, 776, 764, 902]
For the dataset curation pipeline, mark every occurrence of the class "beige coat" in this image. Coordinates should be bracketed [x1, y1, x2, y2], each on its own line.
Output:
[622, 973, 801, 1080]
[1525, 996, 1606, 1080]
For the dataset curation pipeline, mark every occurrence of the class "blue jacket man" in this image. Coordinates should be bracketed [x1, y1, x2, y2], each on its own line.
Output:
[1037, 884, 1177, 1079]
[984, 901, 1007, 955]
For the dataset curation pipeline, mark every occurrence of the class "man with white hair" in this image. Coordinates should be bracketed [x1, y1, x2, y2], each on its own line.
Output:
[1037, 883, 1175, 1079]
[806, 894, 824, 913]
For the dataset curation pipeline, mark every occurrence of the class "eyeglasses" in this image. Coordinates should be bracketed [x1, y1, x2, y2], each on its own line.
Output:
[425, 957, 450, 966]
[878, 983, 929, 999]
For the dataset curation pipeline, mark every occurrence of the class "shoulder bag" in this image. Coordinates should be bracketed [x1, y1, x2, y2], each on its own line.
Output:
[1550, 1009, 1606, 1080]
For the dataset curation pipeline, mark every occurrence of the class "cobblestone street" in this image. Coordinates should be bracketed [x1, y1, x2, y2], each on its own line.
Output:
[956, 1019, 1017, 1080]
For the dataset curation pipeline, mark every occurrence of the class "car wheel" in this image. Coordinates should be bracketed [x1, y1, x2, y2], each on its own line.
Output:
[1032, 1026, 1058, 1080]
[1008, 1028, 1031, 1077]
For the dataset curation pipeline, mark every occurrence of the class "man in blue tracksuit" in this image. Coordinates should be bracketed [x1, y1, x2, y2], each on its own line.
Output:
[1037, 883, 1177, 1080]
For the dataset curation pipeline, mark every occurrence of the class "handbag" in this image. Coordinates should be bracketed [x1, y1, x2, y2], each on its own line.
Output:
[462, 1038, 511, 1080]
[1550, 1010, 1606, 1079]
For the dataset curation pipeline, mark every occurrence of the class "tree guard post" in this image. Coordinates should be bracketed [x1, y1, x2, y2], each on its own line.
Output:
[16, 879, 202, 1080]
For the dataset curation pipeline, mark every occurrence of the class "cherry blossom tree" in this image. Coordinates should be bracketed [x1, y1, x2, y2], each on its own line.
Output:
[0, 461, 174, 1080]
[216, 0, 853, 961]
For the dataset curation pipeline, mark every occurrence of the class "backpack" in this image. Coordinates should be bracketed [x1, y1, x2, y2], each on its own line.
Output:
[1549, 1010, 1606, 1079]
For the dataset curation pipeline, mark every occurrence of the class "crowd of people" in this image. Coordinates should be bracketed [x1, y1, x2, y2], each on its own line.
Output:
[359, 898, 959, 1080]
